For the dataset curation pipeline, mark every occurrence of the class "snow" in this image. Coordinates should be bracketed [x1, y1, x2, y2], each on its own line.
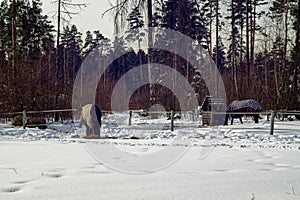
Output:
[1, 113, 300, 199]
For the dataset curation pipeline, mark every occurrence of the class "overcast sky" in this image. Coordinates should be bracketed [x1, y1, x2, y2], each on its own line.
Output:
[41, 0, 115, 38]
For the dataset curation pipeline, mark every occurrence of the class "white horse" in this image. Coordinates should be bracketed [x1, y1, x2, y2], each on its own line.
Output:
[79, 104, 102, 137]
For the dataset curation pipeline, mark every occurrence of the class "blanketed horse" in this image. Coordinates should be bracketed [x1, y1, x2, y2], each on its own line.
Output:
[79, 104, 102, 137]
[224, 99, 262, 125]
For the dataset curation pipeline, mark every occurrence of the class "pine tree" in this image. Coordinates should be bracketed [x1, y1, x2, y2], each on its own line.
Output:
[269, 0, 296, 70]
[250, 0, 268, 63]
[0, 0, 55, 111]
[82, 30, 93, 57]
[125, 6, 145, 88]
[61, 25, 82, 82]
[0, 0, 10, 58]
[82, 30, 107, 58]
[125, 6, 144, 47]
[199, 0, 221, 53]
[213, 36, 226, 74]
[226, 0, 249, 99]
[290, 0, 300, 109]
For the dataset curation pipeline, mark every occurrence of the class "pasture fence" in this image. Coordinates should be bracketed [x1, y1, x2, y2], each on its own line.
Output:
[0, 108, 115, 129]
[128, 110, 300, 134]
[0, 109, 77, 129]
[0, 109, 299, 135]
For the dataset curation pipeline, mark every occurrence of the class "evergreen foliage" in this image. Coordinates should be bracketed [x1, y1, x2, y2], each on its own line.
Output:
[0, 0, 299, 115]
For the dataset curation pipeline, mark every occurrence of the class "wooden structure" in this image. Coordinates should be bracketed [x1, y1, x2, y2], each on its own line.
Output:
[200, 96, 225, 126]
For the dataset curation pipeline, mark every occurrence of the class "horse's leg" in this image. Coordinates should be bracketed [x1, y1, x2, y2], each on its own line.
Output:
[93, 123, 100, 137]
[79, 115, 83, 128]
[254, 114, 259, 123]
[91, 128, 95, 136]
[91, 124, 99, 137]
[231, 117, 234, 125]
[95, 127, 100, 137]
[85, 126, 88, 137]
[83, 121, 89, 137]
[224, 114, 229, 125]
[89, 127, 92, 136]
[239, 116, 243, 124]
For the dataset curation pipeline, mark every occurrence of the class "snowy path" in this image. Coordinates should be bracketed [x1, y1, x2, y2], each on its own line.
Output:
[1, 140, 300, 200]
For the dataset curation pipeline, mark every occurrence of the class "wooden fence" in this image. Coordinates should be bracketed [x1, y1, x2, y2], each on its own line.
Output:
[0, 109, 299, 134]
[0, 109, 77, 129]
[128, 110, 300, 134]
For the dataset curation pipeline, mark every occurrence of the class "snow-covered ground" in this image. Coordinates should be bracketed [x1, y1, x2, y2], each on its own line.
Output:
[1, 113, 300, 199]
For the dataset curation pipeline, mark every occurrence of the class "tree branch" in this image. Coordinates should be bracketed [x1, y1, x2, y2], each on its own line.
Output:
[103, 0, 148, 34]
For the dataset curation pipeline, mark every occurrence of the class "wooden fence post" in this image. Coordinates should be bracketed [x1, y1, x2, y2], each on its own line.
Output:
[22, 110, 26, 129]
[170, 110, 174, 131]
[128, 111, 132, 126]
[270, 110, 275, 135]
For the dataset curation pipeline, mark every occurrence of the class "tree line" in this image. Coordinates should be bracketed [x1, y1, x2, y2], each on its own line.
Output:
[0, 0, 299, 114]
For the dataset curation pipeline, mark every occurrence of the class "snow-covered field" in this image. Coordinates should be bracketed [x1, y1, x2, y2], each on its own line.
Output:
[1, 113, 300, 199]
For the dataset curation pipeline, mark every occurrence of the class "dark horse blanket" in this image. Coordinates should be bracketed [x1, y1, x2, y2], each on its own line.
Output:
[79, 104, 102, 137]
[224, 99, 262, 125]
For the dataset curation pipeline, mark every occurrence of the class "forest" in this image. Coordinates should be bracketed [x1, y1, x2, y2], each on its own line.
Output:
[0, 0, 299, 114]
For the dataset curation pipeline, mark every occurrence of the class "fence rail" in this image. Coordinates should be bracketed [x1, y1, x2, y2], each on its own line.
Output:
[1, 109, 78, 116]
[0, 109, 79, 129]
